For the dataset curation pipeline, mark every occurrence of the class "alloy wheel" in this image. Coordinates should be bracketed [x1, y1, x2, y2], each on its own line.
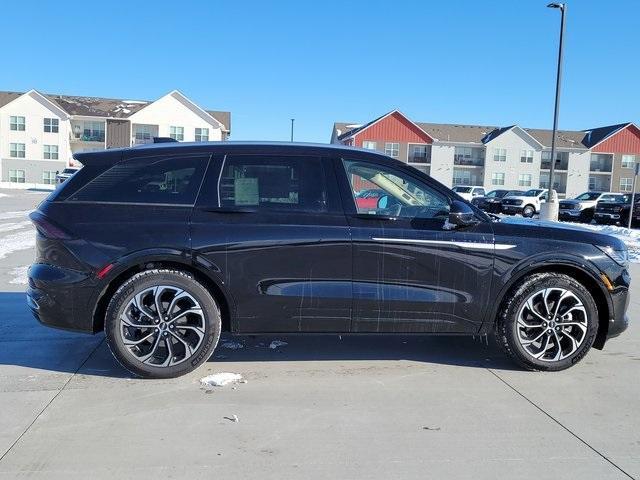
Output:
[516, 287, 588, 362]
[119, 285, 206, 367]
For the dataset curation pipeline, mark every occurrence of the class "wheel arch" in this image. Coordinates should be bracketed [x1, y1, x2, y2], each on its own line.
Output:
[483, 259, 612, 350]
[91, 250, 235, 334]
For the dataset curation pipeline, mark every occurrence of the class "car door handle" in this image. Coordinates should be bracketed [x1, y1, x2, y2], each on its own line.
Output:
[200, 206, 257, 214]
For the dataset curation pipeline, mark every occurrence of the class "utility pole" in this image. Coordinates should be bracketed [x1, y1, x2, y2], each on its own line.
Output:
[290, 118, 295, 142]
[539, 2, 566, 221]
[629, 162, 639, 229]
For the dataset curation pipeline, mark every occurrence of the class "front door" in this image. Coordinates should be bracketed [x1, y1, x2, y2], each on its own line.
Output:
[335, 156, 495, 334]
[191, 153, 352, 333]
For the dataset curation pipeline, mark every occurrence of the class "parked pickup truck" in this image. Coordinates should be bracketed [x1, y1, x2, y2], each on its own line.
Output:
[559, 191, 619, 223]
[594, 193, 640, 227]
[501, 189, 548, 218]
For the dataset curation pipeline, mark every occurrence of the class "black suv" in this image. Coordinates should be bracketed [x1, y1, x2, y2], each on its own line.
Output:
[471, 189, 524, 213]
[28, 143, 630, 378]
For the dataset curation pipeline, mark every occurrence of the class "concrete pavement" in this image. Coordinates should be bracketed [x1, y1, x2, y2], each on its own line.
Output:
[0, 188, 637, 479]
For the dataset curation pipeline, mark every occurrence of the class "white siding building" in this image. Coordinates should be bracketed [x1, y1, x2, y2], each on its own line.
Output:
[0, 89, 230, 188]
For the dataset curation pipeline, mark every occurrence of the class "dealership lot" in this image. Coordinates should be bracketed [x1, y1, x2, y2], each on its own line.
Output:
[0, 189, 638, 480]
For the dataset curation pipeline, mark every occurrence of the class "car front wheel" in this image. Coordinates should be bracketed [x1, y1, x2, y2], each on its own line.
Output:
[522, 205, 535, 218]
[495, 272, 598, 371]
[105, 269, 221, 378]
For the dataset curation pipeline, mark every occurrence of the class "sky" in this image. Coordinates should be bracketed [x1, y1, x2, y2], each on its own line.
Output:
[1, 0, 638, 142]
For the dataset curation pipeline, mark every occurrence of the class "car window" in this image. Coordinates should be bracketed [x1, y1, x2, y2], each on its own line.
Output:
[452, 186, 471, 193]
[69, 155, 208, 204]
[476, 188, 485, 196]
[342, 159, 449, 219]
[219, 155, 327, 212]
[599, 195, 617, 202]
[576, 192, 601, 201]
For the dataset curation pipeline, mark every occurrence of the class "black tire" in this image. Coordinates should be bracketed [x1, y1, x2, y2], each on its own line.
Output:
[495, 272, 598, 371]
[579, 209, 594, 223]
[105, 269, 221, 378]
[522, 205, 535, 218]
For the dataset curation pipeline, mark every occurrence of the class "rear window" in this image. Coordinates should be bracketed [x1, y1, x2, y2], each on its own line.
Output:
[453, 186, 471, 193]
[219, 155, 327, 212]
[68, 155, 208, 204]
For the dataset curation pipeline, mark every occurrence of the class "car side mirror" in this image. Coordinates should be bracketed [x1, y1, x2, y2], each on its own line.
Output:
[448, 200, 479, 228]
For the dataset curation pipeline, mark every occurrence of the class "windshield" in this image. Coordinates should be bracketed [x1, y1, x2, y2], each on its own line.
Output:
[485, 190, 504, 198]
[607, 195, 631, 204]
[523, 189, 544, 197]
[453, 186, 471, 193]
[575, 192, 601, 201]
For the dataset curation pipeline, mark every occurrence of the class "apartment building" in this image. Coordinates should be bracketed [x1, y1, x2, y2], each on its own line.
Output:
[331, 111, 640, 197]
[0, 89, 230, 187]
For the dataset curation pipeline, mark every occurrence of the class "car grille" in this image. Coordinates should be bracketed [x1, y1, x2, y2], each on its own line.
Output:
[598, 205, 622, 214]
[559, 203, 573, 210]
[502, 199, 522, 206]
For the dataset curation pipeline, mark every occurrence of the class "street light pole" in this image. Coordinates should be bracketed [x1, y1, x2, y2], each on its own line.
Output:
[540, 2, 566, 221]
[290, 118, 295, 142]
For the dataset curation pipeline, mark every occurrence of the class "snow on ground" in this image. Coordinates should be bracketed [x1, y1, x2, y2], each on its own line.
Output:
[0, 220, 32, 234]
[269, 340, 288, 349]
[0, 230, 36, 260]
[8, 266, 28, 285]
[220, 341, 244, 350]
[562, 221, 640, 262]
[0, 193, 10, 198]
[200, 373, 244, 388]
[0, 210, 32, 221]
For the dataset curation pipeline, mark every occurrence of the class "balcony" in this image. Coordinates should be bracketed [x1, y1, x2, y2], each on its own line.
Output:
[408, 144, 432, 164]
[539, 171, 567, 194]
[541, 151, 569, 170]
[70, 121, 105, 144]
[590, 154, 613, 173]
[454, 147, 485, 167]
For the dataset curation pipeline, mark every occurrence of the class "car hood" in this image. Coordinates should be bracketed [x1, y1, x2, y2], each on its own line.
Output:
[496, 216, 626, 250]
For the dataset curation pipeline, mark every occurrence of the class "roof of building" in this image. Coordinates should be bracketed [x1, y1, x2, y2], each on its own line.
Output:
[416, 122, 498, 144]
[524, 128, 587, 149]
[0, 90, 231, 131]
[331, 113, 633, 149]
[581, 123, 631, 148]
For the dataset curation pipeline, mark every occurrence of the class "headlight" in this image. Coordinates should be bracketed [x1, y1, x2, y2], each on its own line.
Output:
[596, 245, 629, 267]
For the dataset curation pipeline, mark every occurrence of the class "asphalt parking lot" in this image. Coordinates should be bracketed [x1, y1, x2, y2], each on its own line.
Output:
[0, 188, 638, 480]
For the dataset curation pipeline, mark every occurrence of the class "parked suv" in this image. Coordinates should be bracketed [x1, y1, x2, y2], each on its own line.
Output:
[472, 189, 524, 214]
[451, 185, 485, 202]
[28, 143, 630, 378]
[558, 191, 619, 223]
[501, 189, 548, 217]
[595, 194, 640, 227]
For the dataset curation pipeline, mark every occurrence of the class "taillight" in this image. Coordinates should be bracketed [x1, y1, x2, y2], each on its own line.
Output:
[29, 212, 75, 239]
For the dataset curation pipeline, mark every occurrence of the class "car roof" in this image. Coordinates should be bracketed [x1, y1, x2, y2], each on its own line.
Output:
[73, 141, 396, 166]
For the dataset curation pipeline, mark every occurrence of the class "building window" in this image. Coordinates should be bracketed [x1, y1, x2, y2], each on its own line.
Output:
[43, 145, 59, 160]
[42, 171, 56, 185]
[620, 177, 633, 192]
[195, 128, 209, 142]
[362, 141, 377, 150]
[541, 150, 569, 169]
[621, 154, 636, 169]
[520, 149, 534, 163]
[408, 144, 431, 164]
[384, 142, 399, 158]
[10, 116, 25, 131]
[493, 148, 507, 162]
[452, 169, 472, 186]
[170, 126, 184, 141]
[44, 118, 59, 133]
[9, 169, 25, 183]
[518, 174, 532, 187]
[492, 172, 505, 185]
[10, 143, 25, 158]
[134, 125, 154, 143]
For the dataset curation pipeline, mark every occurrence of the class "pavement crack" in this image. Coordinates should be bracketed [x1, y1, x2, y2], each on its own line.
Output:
[487, 368, 636, 480]
[0, 337, 105, 464]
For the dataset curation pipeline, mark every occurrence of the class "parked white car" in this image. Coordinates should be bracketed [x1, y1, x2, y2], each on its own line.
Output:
[501, 188, 549, 218]
[452, 185, 485, 202]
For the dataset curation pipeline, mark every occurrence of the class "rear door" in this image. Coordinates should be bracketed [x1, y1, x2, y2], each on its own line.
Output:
[191, 152, 352, 333]
[335, 155, 495, 334]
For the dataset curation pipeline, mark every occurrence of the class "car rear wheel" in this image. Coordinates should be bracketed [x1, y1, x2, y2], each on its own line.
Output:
[579, 209, 594, 223]
[495, 272, 598, 371]
[105, 269, 221, 378]
[522, 205, 535, 218]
